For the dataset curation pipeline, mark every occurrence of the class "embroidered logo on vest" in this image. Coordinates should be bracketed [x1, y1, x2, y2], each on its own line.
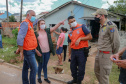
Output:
[77, 30, 80, 34]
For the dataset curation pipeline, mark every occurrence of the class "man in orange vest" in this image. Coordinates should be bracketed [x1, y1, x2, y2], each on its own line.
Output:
[67, 16, 92, 84]
[17, 10, 38, 84]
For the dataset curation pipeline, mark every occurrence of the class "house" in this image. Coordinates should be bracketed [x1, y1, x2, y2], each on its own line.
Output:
[0, 13, 4, 16]
[0, 11, 12, 20]
[36, 12, 49, 19]
[12, 13, 20, 22]
[12, 13, 26, 22]
[38, 1, 126, 40]
[0, 18, 3, 23]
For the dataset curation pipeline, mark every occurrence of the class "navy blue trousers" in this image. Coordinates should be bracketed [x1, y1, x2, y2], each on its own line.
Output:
[70, 49, 87, 81]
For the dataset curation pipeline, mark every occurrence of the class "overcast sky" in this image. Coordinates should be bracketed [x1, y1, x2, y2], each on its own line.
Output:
[0, 0, 116, 15]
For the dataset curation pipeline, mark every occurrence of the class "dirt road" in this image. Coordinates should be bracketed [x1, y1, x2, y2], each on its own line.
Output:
[0, 63, 64, 84]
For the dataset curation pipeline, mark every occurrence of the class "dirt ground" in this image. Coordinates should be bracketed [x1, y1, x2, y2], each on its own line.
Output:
[0, 63, 63, 84]
[15, 42, 98, 84]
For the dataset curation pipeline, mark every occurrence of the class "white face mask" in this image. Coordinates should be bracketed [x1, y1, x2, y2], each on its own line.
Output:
[40, 25, 45, 29]
[71, 21, 77, 27]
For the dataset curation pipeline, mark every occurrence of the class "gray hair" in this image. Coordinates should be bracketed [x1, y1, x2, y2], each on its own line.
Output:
[26, 10, 33, 15]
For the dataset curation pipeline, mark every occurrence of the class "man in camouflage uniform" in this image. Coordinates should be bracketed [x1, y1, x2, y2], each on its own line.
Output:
[92, 8, 120, 84]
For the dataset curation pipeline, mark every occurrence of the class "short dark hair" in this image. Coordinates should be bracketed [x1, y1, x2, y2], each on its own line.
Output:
[61, 27, 65, 31]
[68, 16, 75, 21]
[104, 15, 107, 18]
[64, 28, 68, 32]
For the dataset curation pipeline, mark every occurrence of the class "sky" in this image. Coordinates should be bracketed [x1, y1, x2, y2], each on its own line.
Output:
[0, 0, 116, 15]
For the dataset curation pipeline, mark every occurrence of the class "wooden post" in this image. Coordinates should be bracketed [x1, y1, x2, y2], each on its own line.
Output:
[20, 0, 23, 23]
[6, 0, 9, 22]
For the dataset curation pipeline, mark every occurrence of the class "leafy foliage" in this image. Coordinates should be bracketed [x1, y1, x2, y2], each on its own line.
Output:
[9, 15, 17, 22]
[108, 0, 126, 15]
[12, 28, 18, 39]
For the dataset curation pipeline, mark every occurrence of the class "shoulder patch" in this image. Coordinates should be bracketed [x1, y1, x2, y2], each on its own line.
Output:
[30, 26, 32, 30]
[107, 21, 112, 25]
[103, 27, 106, 31]
[77, 30, 80, 34]
[110, 28, 115, 32]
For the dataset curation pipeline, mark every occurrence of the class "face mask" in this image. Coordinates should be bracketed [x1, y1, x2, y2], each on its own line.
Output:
[40, 25, 45, 29]
[94, 16, 101, 23]
[30, 16, 36, 22]
[71, 21, 77, 27]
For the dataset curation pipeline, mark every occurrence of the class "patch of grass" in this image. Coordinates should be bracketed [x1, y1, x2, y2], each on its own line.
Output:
[109, 64, 120, 84]
[0, 36, 19, 63]
[2, 36, 17, 46]
[85, 59, 97, 84]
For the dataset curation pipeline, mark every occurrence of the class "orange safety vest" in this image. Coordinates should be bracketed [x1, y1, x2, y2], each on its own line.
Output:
[18, 19, 37, 50]
[68, 24, 88, 49]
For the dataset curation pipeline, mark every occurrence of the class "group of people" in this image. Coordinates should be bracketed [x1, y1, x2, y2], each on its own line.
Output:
[14, 8, 126, 84]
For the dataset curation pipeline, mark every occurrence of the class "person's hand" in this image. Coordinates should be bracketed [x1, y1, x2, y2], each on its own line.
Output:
[75, 38, 81, 46]
[68, 55, 71, 60]
[60, 19, 67, 25]
[110, 53, 120, 63]
[68, 56, 71, 62]
[16, 48, 20, 54]
[36, 51, 42, 57]
[68, 55, 71, 62]
[57, 45, 60, 50]
[115, 60, 126, 69]
[19, 51, 24, 61]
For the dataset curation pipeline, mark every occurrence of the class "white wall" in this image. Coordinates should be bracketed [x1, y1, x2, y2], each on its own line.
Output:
[44, 4, 74, 30]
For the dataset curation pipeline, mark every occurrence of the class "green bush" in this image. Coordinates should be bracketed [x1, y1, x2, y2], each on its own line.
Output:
[12, 28, 18, 39]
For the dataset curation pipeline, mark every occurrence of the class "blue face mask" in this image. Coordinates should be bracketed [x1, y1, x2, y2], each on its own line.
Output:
[30, 16, 36, 22]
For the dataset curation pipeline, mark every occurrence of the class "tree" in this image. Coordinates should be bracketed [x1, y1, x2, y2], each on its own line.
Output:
[108, 0, 126, 15]
[9, 15, 17, 22]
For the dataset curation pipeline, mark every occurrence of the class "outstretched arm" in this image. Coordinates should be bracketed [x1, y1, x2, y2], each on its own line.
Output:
[50, 19, 66, 33]
[54, 31, 60, 35]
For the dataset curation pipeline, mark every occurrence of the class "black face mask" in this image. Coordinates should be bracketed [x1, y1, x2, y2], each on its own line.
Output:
[94, 16, 101, 23]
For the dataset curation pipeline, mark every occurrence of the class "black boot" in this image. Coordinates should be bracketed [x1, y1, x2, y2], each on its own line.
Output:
[38, 78, 42, 83]
[44, 78, 51, 83]
[77, 80, 82, 84]
[67, 79, 77, 84]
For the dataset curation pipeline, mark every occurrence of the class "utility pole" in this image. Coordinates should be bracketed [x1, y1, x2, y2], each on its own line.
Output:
[20, 0, 23, 23]
[6, 0, 9, 22]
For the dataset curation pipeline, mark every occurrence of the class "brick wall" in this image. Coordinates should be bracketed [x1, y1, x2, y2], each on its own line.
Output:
[1, 22, 20, 37]
[1, 22, 57, 42]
